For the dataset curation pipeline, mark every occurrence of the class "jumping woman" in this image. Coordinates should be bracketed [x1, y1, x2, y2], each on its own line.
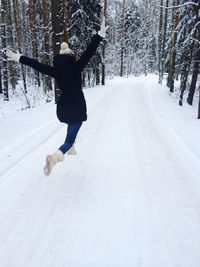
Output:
[6, 17, 108, 176]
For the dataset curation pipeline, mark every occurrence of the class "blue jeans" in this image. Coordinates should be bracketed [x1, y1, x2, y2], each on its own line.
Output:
[59, 122, 82, 154]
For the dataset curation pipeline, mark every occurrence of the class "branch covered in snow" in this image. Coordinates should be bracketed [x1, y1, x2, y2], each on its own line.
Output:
[156, 1, 198, 9]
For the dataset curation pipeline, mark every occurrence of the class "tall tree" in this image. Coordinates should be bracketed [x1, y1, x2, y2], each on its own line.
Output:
[158, 0, 169, 84]
[41, 0, 53, 98]
[0, 69, 2, 94]
[167, 0, 180, 93]
[51, 0, 66, 103]
[101, 0, 107, 85]
[158, 0, 164, 84]
[198, 84, 200, 119]
[28, 0, 40, 87]
[187, 0, 200, 106]
[1, 0, 9, 101]
[12, 0, 27, 94]
[120, 0, 125, 77]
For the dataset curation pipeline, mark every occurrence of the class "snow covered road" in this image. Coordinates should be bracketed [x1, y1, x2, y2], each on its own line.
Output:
[1, 76, 200, 267]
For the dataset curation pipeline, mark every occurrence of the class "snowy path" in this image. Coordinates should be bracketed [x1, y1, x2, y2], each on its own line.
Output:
[1, 77, 200, 267]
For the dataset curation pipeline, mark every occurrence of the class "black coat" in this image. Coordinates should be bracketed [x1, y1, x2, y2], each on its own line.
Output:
[20, 34, 103, 123]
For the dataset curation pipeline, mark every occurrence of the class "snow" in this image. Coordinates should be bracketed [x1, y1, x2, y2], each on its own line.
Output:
[0, 75, 200, 267]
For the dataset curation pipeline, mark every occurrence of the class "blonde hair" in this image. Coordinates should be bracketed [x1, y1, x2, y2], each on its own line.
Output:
[59, 42, 74, 56]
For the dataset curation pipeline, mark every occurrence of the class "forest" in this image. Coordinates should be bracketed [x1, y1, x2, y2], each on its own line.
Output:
[0, 0, 200, 117]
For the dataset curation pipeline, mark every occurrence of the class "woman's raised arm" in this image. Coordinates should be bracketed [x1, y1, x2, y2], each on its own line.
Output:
[75, 16, 109, 73]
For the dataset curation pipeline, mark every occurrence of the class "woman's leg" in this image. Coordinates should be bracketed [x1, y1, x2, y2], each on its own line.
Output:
[59, 122, 82, 154]
[44, 122, 82, 176]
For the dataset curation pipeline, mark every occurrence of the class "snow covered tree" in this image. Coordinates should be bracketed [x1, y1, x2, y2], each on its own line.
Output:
[120, 0, 125, 77]
[28, 0, 41, 88]
[1, 0, 9, 101]
[167, 0, 180, 93]
[101, 0, 108, 85]
[0, 70, 2, 94]
[67, 0, 102, 87]
[187, 0, 200, 106]
[51, 0, 67, 102]
[41, 0, 53, 99]
[178, 1, 195, 106]
[158, 0, 164, 83]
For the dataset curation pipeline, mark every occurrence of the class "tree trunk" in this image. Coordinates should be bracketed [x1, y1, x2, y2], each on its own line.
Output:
[12, 0, 27, 94]
[160, 0, 169, 84]
[51, 0, 66, 103]
[101, 41, 106, 85]
[120, 0, 125, 77]
[28, 0, 40, 87]
[162, 0, 169, 84]
[187, 55, 200, 105]
[101, 0, 107, 85]
[158, 0, 163, 84]
[42, 0, 53, 96]
[187, 2, 200, 106]
[1, 0, 9, 101]
[0, 69, 2, 94]
[198, 84, 200, 119]
[63, 1, 69, 42]
[96, 65, 100, 85]
[179, 54, 190, 106]
[168, 0, 180, 93]
[51, 0, 65, 54]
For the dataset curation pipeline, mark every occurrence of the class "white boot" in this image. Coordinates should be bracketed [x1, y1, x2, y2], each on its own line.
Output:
[67, 143, 77, 155]
[44, 150, 64, 176]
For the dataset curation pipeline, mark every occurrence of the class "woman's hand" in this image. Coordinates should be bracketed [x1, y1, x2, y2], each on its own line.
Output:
[98, 16, 109, 38]
[6, 50, 21, 62]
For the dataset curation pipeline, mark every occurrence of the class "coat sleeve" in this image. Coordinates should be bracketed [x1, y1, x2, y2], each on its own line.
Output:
[75, 34, 103, 73]
[19, 56, 55, 78]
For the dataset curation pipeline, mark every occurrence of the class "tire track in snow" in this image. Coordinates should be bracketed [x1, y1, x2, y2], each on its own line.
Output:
[127, 78, 200, 266]
[0, 121, 63, 181]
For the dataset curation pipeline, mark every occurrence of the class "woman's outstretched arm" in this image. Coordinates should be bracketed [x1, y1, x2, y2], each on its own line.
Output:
[6, 50, 55, 78]
[20, 56, 55, 77]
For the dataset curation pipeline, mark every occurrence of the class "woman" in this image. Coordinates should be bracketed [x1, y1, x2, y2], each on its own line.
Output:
[6, 17, 108, 176]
